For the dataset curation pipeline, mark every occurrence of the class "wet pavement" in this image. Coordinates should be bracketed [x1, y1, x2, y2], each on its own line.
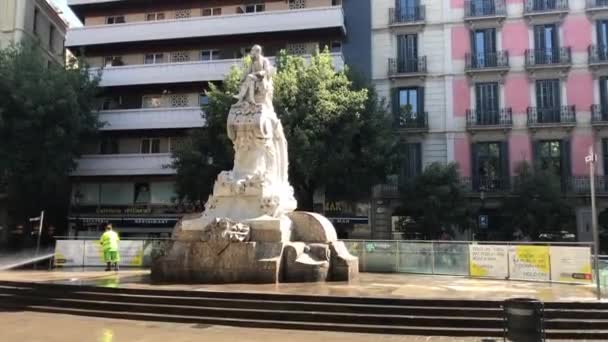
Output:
[0, 311, 494, 342]
[0, 269, 604, 302]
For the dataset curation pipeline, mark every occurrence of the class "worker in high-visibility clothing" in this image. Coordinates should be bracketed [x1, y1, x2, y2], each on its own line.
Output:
[99, 224, 120, 271]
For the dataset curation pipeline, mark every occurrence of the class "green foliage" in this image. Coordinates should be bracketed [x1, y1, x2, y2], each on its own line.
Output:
[502, 161, 575, 239]
[0, 44, 101, 225]
[398, 162, 473, 238]
[172, 49, 397, 209]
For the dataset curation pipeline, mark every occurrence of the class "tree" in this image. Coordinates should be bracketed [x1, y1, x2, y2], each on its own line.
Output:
[0, 44, 101, 229]
[502, 161, 575, 239]
[172, 49, 397, 209]
[398, 162, 473, 239]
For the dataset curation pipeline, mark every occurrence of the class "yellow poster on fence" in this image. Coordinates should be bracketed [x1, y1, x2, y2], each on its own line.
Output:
[508, 245, 550, 281]
[549, 246, 593, 283]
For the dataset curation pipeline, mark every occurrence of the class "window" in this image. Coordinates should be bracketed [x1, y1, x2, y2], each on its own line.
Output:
[330, 41, 342, 53]
[535, 79, 561, 123]
[201, 49, 220, 61]
[175, 9, 191, 19]
[397, 34, 418, 72]
[142, 95, 162, 108]
[472, 142, 508, 191]
[396, 0, 421, 21]
[170, 94, 189, 107]
[141, 138, 161, 154]
[601, 77, 608, 117]
[144, 53, 164, 64]
[332, 0, 343, 5]
[33, 8, 39, 35]
[104, 56, 124, 67]
[199, 94, 209, 106]
[49, 25, 55, 51]
[100, 183, 133, 205]
[395, 87, 424, 127]
[536, 140, 563, 176]
[202, 8, 221, 16]
[171, 51, 190, 63]
[106, 15, 125, 24]
[400, 143, 422, 182]
[245, 4, 265, 13]
[150, 182, 176, 204]
[597, 20, 608, 60]
[101, 96, 122, 110]
[603, 139, 608, 177]
[100, 138, 119, 154]
[146, 12, 165, 21]
[475, 83, 499, 124]
[471, 28, 496, 67]
[134, 183, 151, 204]
[533, 24, 558, 63]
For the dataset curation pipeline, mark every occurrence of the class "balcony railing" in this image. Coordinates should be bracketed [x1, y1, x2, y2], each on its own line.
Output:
[589, 45, 608, 65]
[524, 47, 572, 67]
[568, 176, 608, 193]
[396, 111, 429, 131]
[587, 0, 608, 9]
[464, 0, 507, 17]
[462, 177, 511, 193]
[71, 154, 175, 176]
[527, 106, 576, 127]
[466, 108, 513, 129]
[591, 104, 608, 125]
[465, 51, 509, 70]
[388, 57, 427, 76]
[99, 107, 205, 131]
[524, 0, 569, 13]
[389, 5, 426, 24]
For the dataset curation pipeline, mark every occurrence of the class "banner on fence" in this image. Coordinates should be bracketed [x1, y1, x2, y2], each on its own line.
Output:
[508, 245, 550, 281]
[83, 240, 144, 267]
[549, 246, 592, 283]
[469, 244, 508, 279]
[54, 240, 85, 266]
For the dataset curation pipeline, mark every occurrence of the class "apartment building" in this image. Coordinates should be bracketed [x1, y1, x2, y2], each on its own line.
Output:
[371, 0, 608, 241]
[65, 0, 369, 238]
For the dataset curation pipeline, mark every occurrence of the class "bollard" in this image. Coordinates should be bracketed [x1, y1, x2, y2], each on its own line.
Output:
[503, 298, 544, 342]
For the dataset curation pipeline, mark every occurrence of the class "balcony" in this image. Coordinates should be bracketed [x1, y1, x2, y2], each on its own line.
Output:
[93, 53, 345, 87]
[524, 48, 571, 72]
[388, 5, 425, 30]
[395, 111, 429, 133]
[523, 0, 569, 20]
[462, 177, 511, 193]
[466, 108, 513, 131]
[591, 104, 608, 127]
[588, 45, 608, 70]
[71, 154, 175, 176]
[568, 176, 608, 194]
[66, 7, 345, 47]
[465, 51, 510, 75]
[464, 0, 507, 25]
[527, 106, 576, 128]
[586, 0, 608, 17]
[99, 107, 205, 131]
[388, 57, 427, 78]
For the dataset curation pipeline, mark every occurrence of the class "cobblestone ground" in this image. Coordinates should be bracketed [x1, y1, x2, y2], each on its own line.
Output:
[0, 311, 604, 342]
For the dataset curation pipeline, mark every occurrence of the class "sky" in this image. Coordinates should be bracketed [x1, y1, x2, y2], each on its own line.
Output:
[50, 0, 82, 27]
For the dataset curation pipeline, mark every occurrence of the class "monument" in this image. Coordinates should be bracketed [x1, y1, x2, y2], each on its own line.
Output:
[152, 45, 358, 284]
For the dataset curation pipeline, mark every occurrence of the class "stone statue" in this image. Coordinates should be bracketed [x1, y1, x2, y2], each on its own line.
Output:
[152, 45, 358, 284]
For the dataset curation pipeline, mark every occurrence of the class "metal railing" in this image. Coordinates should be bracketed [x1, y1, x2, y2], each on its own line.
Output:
[524, 0, 569, 13]
[589, 45, 608, 64]
[462, 176, 511, 192]
[466, 108, 513, 128]
[389, 5, 426, 24]
[525, 47, 572, 66]
[587, 0, 608, 9]
[591, 104, 608, 124]
[464, 0, 507, 17]
[388, 57, 427, 75]
[396, 111, 429, 130]
[527, 106, 576, 126]
[465, 51, 509, 70]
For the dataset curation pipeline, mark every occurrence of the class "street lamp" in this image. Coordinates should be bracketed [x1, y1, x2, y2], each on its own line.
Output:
[585, 146, 602, 300]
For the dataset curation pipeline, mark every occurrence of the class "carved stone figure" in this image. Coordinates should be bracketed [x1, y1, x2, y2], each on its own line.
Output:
[233, 45, 273, 108]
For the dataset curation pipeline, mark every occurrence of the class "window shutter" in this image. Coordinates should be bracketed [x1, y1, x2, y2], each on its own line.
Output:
[471, 143, 479, 190]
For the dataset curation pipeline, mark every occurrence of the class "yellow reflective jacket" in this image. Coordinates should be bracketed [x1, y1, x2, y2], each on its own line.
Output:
[99, 230, 120, 252]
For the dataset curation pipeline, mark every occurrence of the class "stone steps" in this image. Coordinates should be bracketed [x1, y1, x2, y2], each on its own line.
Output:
[0, 281, 607, 339]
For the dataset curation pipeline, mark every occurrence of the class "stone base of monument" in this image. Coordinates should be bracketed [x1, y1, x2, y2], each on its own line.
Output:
[151, 212, 358, 284]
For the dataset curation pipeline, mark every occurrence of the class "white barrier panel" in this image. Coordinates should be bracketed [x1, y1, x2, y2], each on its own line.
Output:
[550, 246, 593, 284]
[54, 240, 85, 267]
[469, 244, 508, 279]
[83, 240, 145, 267]
[508, 245, 550, 281]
